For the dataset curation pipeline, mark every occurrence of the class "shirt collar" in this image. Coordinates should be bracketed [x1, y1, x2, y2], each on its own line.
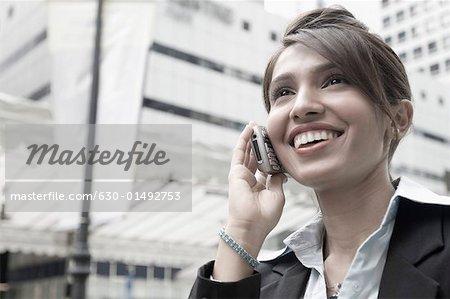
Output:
[283, 211, 324, 269]
[394, 176, 450, 205]
[261, 176, 448, 263]
[282, 177, 410, 268]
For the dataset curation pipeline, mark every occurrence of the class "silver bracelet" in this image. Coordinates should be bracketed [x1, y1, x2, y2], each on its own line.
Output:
[218, 226, 260, 268]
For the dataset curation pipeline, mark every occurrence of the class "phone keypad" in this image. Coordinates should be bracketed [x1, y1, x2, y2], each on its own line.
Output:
[262, 128, 281, 171]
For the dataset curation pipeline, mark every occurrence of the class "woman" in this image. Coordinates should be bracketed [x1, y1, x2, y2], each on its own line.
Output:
[190, 6, 450, 299]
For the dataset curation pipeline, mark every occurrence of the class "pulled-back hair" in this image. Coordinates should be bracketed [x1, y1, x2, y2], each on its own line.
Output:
[262, 6, 411, 162]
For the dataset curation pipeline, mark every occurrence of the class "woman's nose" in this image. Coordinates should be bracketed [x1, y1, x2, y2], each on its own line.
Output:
[288, 89, 325, 121]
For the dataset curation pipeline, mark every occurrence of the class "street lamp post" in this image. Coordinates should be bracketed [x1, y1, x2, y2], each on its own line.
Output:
[69, 0, 103, 298]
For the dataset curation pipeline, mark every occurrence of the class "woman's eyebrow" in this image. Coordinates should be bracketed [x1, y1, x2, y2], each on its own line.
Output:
[270, 63, 338, 87]
[270, 72, 296, 87]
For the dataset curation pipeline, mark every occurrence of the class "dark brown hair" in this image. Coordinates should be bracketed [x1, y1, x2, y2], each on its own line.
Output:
[262, 6, 411, 162]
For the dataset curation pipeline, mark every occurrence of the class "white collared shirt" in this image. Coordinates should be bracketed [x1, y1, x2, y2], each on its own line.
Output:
[281, 176, 450, 299]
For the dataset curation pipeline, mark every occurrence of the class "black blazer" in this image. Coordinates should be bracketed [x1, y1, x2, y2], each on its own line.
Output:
[189, 198, 450, 298]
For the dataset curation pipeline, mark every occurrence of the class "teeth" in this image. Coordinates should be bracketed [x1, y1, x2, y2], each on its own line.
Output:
[301, 134, 308, 145]
[293, 130, 341, 149]
[314, 132, 321, 140]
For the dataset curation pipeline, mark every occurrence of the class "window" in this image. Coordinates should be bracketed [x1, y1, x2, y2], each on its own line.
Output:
[413, 47, 422, 59]
[154, 266, 165, 279]
[411, 27, 417, 37]
[396, 10, 405, 22]
[418, 67, 425, 73]
[410, 4, 417, 16]
[446, 59, 450, 71]
[270, 31, 277, 41]
[428, 41, 437, 53]
[421, 91, 427, 99]
[170, 267, 182, 280]
[96, 262, 110, 276]
[438, 97, 445, 106]
[398, 31, 406, 43]
[242, 20, 250, 31]
[7, 6, 14, 18]
[135, 265, 147, 279]
[382, 0, 389, 7]
[383, 16, 391, 27]
[116, 263, 128, 276]
[430, 63, 440, 75]
[399, 52, 407, 62]
[385, 36, 392, 45]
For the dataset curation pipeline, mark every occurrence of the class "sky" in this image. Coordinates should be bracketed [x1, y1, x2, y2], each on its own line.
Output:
[264, 0, 382, 33]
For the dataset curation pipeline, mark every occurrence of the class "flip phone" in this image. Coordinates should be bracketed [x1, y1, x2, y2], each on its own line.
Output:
[250, 126, 283, 174]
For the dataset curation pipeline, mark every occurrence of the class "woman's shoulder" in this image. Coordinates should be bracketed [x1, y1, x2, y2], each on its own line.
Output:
[387, 179, 450, 297]
[392, 177, 450, 250]
[394, 176, 450, 208]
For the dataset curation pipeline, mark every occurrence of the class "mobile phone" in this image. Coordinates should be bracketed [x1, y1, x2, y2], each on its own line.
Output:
[250, 126, 283, 174]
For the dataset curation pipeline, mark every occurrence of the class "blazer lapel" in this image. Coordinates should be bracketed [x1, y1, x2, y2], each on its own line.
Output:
[379, 198, 444, 298]
[378, 252, 439, 298]
[261, 252, 311, 299]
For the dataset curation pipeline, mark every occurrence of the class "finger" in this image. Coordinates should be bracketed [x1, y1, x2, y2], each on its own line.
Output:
[229, 165, 258, 188]
[266, 173, 287, 195]
[231, 124, 253, 166]
[243, 139, 252, 167]
[247, 149, 258, 174]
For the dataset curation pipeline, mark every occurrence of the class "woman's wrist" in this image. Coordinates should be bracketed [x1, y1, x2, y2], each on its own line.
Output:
[218, 226, 260, 268]
[224, 222, 268, 258]
[213, 224, 265, 282]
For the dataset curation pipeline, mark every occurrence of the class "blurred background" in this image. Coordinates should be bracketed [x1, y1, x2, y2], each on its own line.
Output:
[0, 0, 449, 298]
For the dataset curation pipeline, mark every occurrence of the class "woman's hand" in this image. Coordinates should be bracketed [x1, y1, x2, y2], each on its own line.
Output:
[227, 122, 287, 245]
[212, 122, 286, 282]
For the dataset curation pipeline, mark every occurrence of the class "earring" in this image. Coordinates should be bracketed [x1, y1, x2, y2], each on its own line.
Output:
[391, 126, 400, 139]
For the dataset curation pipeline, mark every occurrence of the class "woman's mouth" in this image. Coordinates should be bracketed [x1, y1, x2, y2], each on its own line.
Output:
[292, 130, 343, 149]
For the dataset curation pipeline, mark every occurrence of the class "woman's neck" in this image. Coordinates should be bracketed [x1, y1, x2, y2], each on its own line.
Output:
[317, 168, 396, 259]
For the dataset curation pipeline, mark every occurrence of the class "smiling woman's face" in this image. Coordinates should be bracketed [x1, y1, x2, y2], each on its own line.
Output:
[266, 44, 391, 192]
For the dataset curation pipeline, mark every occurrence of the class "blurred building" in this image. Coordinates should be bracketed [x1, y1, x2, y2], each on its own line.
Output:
[379, 0, 450, 194]
[0, 1, 306, 299]
[390, 73, 450, 194]
[0, 1, 50, 101]
[1, 1, 449, 299]
[380, 0, 450, 84]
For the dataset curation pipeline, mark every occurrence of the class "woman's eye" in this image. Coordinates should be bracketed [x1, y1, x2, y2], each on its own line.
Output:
[330, 78, 343, 85]
[279, 89, 293, 97]
[271, 88, 294, 101]
[322, 75, 347, 88]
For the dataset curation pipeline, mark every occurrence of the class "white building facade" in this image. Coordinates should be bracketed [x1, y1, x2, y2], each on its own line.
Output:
[0, 1, 299, 299]
[380, 0, 450, 194]
[390, 72, 450, 194]
[381, 0, 450, 83]
[0, 1, 449, 298]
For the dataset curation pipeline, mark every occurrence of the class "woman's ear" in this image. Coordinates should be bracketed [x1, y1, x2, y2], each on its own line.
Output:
[393, 99, 414, 138]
